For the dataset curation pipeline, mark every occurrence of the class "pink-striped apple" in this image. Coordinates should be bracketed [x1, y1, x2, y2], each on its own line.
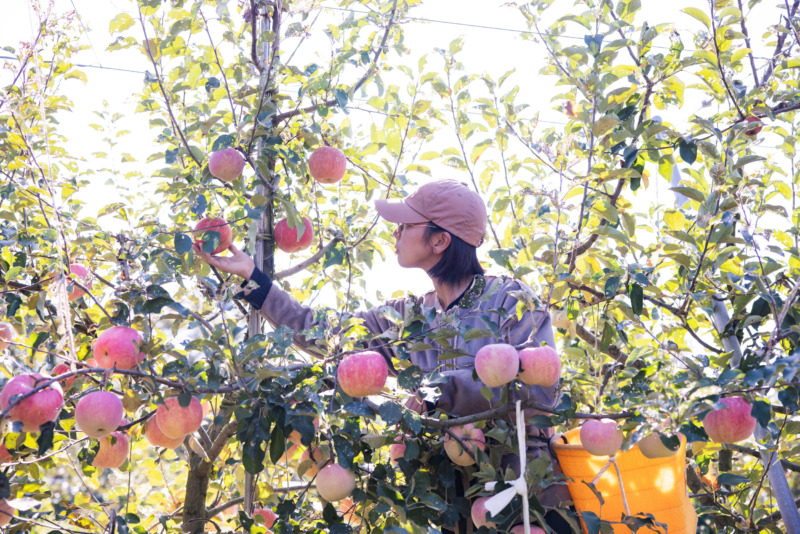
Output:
[155, 396, 203, 439]
[638, 432, 678, 459]
[208, 147, 245, 182]
[75, 391, 123, 438]
[337, 351, 388, 397]
[52, 363, 76, 390]
[580, 419, 624, 456]
[275, 217, 314, 253]
[475, 343, 519, 387]
[0, 500, 14, 527]
[518, 346, 560, 387]
[443, 424, 485, 466]
[252, 508, 277, 528]
[67, 263, 92, 301]
[389, 439, 406, 465]
[298, 446, 330, 479]
[93, 431, 129, 468]
[471, 497, 497, 528]
[0, 322, 15, 351]
[93, 326, 145, 370]
[703, 397, 757, 444]
[316, 463, 356, 502]
[194, 217, 232, 255]
[0, 373, 63, 432]
[144, 416, 184, 449]
[309, 146, 346, 184]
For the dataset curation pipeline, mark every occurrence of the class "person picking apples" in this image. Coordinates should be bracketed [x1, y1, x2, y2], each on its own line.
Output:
[194, 179, 570, 533]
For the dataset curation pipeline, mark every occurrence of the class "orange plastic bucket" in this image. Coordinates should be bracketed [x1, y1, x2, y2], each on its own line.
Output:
[552, 429, 697, 533]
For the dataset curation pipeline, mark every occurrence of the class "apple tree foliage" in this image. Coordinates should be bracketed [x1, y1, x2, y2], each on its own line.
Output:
[1, 0, 800, 533]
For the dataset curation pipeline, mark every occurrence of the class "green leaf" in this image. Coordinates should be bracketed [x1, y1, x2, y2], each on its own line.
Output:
[604, 275, 621, 297]
[342, 402, 375, 418]
[201, 231, 220, 254]
[174, 233, 193, 254]
[592, 116, 619, 137]
[682, 7, 710, 28]
[109, 13, 135, 34]
[669, 186, 705, 202]
[269, 426, 285, 464]
[629, 283, 643, 315]
[717, 473, 750, 486]
[379, 402, 403, 426]
[323, 242, 346, 269]
[211, 135, 235, 151]
[463, 328, 492, 341]
[678, 139, 697, 164]
[750, 400, 771, 427]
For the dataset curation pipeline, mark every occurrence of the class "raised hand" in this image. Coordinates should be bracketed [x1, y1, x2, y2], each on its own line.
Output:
[193, 243, 255, 281]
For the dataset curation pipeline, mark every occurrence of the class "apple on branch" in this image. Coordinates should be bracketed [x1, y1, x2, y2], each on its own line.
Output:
[518, 345, 561, 387]
[0, 373, 64, 432]
[51, 363, 77, 390]
[475, 343, 519, 387]
[471, 497, 497, 528]
[193, 217, 233, 255]
[702, 397, 757, 444]
[0, 321, 16, 351]
[308, 146, 346, 184]
[252, 508, 277, 529]
[92, 431, 130, 469]
[75, 391, 124, 438]
[316, 463, 356, 502]
[144, 415, 185, 449]
[637, 432, 679, 459]
[275, 216, 314, 253]
[155, 396, 204, 439]
[443, 424, 485, 466]
[67, 263, 92, 301]
[337, 351, 389, 397]
[208, 147, 245, 182]
[93, 326, 146, 370]
[743, 115, 763, 137]
[580, 418, 624, 457]
[0, 500, 15, 527]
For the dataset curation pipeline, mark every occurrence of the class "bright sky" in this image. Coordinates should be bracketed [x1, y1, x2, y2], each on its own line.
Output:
[1, 0, 788, 300]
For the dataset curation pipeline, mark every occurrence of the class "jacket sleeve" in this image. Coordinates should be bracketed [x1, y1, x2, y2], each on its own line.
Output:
[257, 283, 408, 363]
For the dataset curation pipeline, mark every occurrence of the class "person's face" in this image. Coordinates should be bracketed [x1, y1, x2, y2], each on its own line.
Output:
[392, 222, 448, 271]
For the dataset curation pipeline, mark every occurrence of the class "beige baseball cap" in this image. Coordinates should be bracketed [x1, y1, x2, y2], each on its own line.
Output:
[375, 180, 487, 247]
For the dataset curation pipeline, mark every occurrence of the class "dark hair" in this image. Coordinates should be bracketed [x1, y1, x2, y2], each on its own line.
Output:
[424, 222, 484, 286]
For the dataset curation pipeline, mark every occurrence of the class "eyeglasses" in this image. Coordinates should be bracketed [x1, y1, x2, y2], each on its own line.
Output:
[393, 222, 430, 236]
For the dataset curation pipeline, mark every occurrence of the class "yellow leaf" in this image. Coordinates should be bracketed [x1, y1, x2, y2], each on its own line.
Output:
[64, 70, 87, 83]
[663, 210, 687, 231]
[683, 7, 710, 28]
[592, 116, 620, 137]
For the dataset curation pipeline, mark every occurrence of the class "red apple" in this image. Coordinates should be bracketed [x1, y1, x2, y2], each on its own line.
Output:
[298, 446, 330, 479]
[511, 525, 546, 534]
[308, 146, 346, 184]
[75, 391, 124, 438]
[0, 444, 11, 464]
[144, 415, 184, 449]
[580, 419, 624, 457]
[288, 416, 319, 445]
[475, 343, 519, 388]
[274, 217, 314, 253]
[316, 463, 356, 502]
[93, 431, 130, 468]
[340, 496, 361, 525]
[638, 432, 678, 459]
[93, 326, 145, 370]
[389, 440, 406, 465]
[0, 322, 16, 351]
[155, 396, 204, 439]
[443, 424, 485, 466]
[518, 346, 561, 387]
[744, 116, 763, 136]
[0, 500, 14, 527]
[208, 147, 245, 182]
[52, 363, 76, 390]
[471, 497, 497, 528]
[337, 351, 389, 397]
[194, 217, 233, 255]
[67, 263, 92, 301]
[0, 373, 64, 432]
[252, 508, 276, 528]
[703, 397, 757, 444]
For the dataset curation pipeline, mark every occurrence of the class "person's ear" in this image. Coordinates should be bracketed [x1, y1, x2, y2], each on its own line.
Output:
[431, 232, 451, 254]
